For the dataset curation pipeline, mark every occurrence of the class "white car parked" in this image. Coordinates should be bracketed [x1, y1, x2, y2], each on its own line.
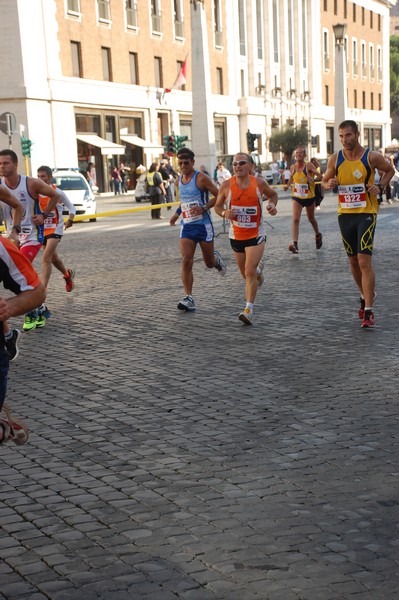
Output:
[52, 169, 97, 222]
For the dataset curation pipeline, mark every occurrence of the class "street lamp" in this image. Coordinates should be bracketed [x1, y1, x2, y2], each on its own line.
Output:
[333, 23, 348, 152]
[332, 23, 347, 45]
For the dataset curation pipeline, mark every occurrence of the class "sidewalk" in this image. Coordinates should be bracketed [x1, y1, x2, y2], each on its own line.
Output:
[1, 204, 398, 599]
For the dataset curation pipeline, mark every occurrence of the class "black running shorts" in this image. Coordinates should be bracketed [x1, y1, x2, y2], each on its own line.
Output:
[338, 213, 377, 256]
[230, 236, 266, 253]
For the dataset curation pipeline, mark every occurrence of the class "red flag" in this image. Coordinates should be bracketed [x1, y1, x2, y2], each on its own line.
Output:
[165, 57, 187, 93]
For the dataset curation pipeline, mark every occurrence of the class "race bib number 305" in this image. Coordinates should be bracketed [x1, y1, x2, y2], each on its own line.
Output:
[231, 205, 258, 228]
[338, 184, 367, 209]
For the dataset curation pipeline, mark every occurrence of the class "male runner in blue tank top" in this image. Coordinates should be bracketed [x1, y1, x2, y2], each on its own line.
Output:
[323, 120, 394, 328]
[169, 148, 226, 311]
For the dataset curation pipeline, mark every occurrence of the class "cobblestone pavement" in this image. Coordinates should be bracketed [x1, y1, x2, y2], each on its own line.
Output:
[1, 193, 399, 600]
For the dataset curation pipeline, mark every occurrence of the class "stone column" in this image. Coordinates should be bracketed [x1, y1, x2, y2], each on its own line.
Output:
[190, 1, 216, 176]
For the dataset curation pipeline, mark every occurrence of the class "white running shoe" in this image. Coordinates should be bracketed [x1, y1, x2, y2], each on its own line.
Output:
[238, 307, 253, 325]
[177, 295, 196, 311]
[257, 261, 265, 287]
[214, 250, 227, 276]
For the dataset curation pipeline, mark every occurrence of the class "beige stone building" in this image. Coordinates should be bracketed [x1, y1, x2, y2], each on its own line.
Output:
[0, 0, 395, 190]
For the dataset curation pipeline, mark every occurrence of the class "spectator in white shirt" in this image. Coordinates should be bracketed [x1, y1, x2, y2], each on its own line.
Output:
[216, 163, 231, 187]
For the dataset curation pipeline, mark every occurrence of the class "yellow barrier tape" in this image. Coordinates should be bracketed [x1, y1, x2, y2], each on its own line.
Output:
[0, 201, 181, 231]
[0, 183, 324, 232]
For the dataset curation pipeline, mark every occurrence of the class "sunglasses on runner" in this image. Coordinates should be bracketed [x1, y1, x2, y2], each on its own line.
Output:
[232, 160, 248, 167]
[178, 159, 191, 165]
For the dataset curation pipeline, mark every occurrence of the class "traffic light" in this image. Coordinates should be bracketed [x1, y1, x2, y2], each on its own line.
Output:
[21, 136, 32, 158]
[246, 130, 260, 153]
[162, 135, 170, 153]
[167, 135, 176, 155]
[175, 135, 188, 152]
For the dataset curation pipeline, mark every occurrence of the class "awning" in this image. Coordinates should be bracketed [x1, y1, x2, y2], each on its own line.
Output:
[76, 134, 125, 155]
[120, 134, 164, 153]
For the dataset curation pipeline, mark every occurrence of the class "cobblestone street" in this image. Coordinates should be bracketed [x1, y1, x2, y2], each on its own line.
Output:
[1, 195, 399, 600]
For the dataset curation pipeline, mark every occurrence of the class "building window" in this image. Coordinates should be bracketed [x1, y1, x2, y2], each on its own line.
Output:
[378, 93, 382, 110]
[325, 85, 329, 105]
[344, 0, 347, 18]
[323, 30, 330, 70]
[151, 0, 162, 33]
[71, 41, 83, 77]
[76, 114, 101, 134]
[334, 0, 337, 15]
[105, 115, 116, 143]
[129, 52, 139, 84]
[97, 0, 110, 21]
[214, 122, 226, 156]
[67, 0, 80, 13]
[180, 120, 192, 148]
[378, 14, 381, 32]
[326, 126, 334, 154]
[256, 0, 263, 59]
[323, 0, 327, 10]
[214, 0, 222, 46]
[174, 0, 184, 38]
[361, 7, 365, 25]
[362, 91, 366, 109]
[216, 67, 223, 94]
[369, 45, 374, 79]
[238, 0, 246, 56]
[377, 46, 382, 80]
[353, 3, 356, 22]
[354, 89, 357, 108]
[101, 47, 112, 81]
[120, 116, 142, 136]
[370, 92, 374, 110]
[154, 56, 163, 87]
[272, 0, 279, 62]
[352, 38, 358, 76]
[361, 42, 366, 78]
[126, 0, 138, 28]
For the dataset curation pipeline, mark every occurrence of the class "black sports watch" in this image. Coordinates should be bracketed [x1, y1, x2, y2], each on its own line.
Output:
[12, 225, 21, 233]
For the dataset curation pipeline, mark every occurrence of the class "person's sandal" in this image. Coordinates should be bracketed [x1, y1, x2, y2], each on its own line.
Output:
[2, 404, 29, 446]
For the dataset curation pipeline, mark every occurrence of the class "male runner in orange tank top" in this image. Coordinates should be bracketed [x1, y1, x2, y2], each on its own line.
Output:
[215, 153, 278, 325]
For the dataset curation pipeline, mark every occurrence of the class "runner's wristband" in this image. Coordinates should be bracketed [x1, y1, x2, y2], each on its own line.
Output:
[176, 207, 182, 215]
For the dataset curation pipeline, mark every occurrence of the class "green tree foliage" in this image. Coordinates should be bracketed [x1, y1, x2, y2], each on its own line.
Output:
[268, 127, 309, 160]
[390, 36, 399, 115]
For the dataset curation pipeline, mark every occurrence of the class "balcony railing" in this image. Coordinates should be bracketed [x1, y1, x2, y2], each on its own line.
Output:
[152, 14, 162, 33]
[126, 7, 137, 27]
[361, 63, 367, 77]
[174, 20, 184, 38]
[370, 66, 375, 79]
[353, 61, 358, 76]
[377, 68, 382, 81]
